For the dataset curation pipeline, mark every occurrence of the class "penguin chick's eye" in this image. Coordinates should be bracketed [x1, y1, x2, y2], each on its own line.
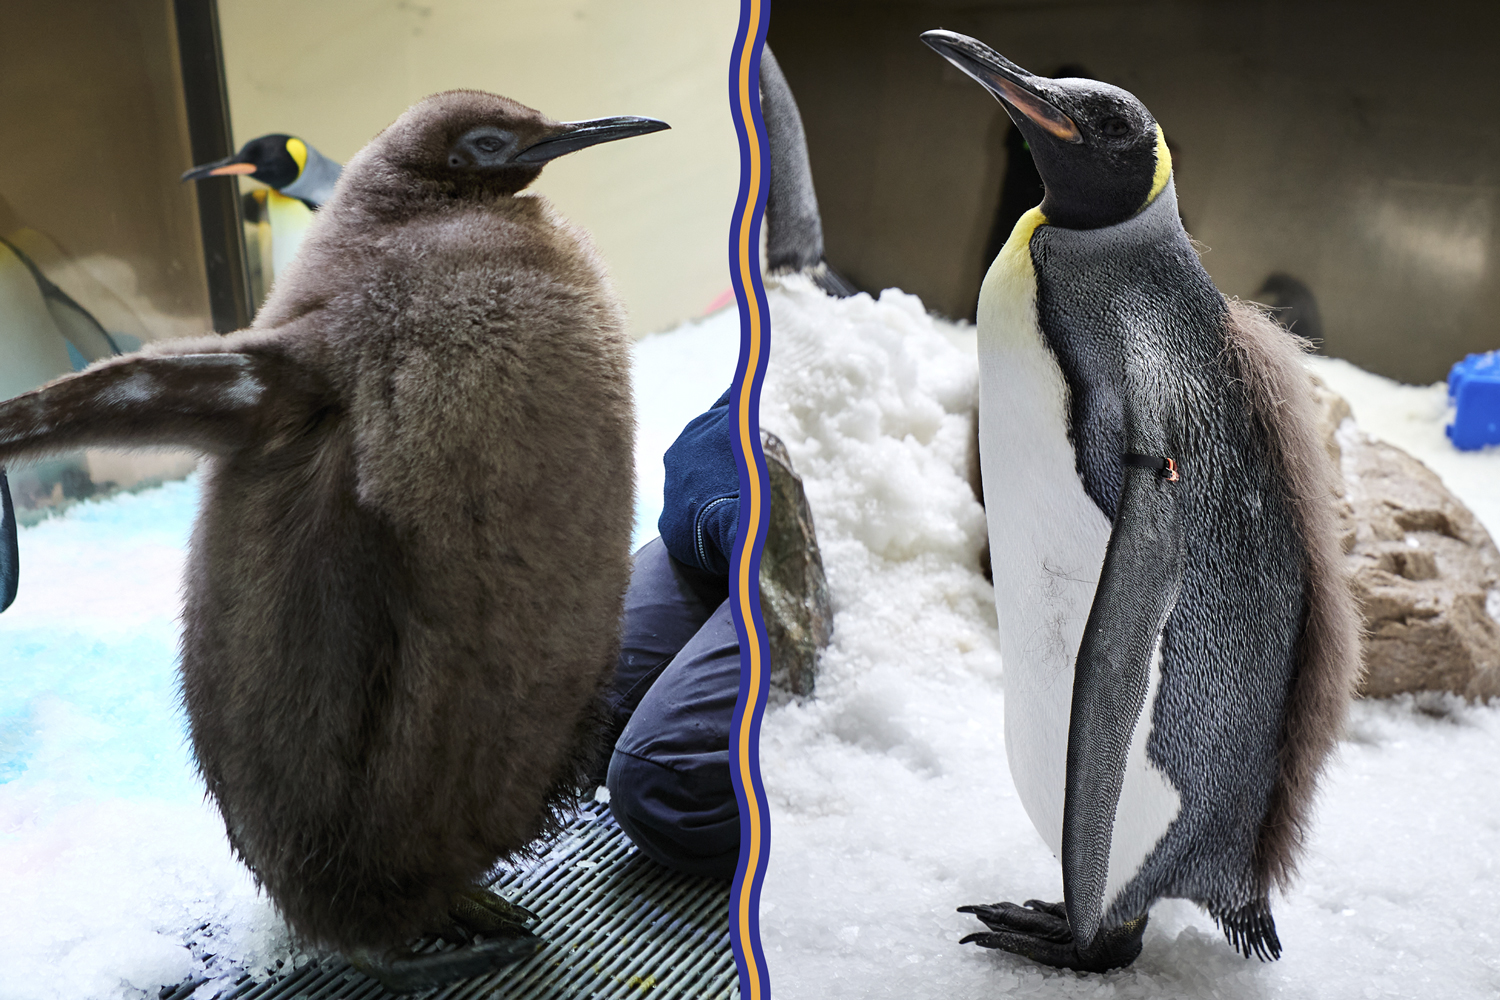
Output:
[1101, 117, 1131, 138]
[449, 126, 519, 170]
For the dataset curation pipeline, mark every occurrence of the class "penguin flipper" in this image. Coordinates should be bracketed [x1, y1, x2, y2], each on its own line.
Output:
[958, 900, 1146, 972]
[960, 463, 1184, 971]
[0, 352, 305, 465]
[1, 470, 17, 613]
[1058, 459, 1186, 947]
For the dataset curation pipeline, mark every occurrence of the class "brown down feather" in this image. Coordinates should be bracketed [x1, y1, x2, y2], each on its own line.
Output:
[1221, 299, 1363, 893]
[0, 90, 637, 951]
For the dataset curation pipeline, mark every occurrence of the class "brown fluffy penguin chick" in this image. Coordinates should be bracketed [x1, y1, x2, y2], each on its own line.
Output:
[0, 91, 668, 954]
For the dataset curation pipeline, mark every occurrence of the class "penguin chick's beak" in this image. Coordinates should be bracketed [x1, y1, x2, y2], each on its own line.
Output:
[920, 30, 1083, 144]
[512, 116, 670, 165]
[180, 156, 257, 182]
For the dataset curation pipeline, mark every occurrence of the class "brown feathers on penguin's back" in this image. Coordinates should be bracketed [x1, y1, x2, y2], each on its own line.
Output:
[1221, 300, 1363, 892]
[175, 90, 636, 949]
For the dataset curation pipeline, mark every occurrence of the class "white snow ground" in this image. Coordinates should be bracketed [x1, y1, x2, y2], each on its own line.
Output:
[758, 276, 1500, 999]
[0, 310, 739, 1000]
[3, 276, 1496, 1000]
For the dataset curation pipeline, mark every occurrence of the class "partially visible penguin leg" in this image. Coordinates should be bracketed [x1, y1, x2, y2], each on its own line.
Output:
[349, 888, 543, 994]
[960, 459, 1188, 972]
[448, 886, 541, 936]
[1, 470, 17, 612]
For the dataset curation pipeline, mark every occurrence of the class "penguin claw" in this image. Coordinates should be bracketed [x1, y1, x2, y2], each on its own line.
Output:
[348, 934, 541, 994]
[959, 929, 1082, 968]
[448, 885, 541, 937]
[958, 899, 1145, 973]
[344, 886, 543, 993]
[959, 900, 1073, 943]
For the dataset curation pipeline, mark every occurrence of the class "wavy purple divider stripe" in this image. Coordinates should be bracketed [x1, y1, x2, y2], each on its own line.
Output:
[726, 0, 772, 998]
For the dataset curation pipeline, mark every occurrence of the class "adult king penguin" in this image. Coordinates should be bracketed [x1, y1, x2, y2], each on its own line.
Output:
[760, 46, 856, 297]
[921, 31, 1360, 971]
[183, 133, 343, 208]
[184, 134, 344, 291]
[0, 91, 665, 987]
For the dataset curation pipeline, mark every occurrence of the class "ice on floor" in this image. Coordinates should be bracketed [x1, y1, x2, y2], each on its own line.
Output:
[758, 275, 1500, 999]
[0, 480, 293, 1000]
[0, 311, 738, 1000]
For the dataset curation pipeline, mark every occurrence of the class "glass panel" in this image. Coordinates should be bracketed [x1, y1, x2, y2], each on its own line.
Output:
[0, 0, 208, 517]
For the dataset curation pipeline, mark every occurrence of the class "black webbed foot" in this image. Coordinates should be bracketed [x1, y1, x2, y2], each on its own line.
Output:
[447, 885, 541, 938]
[348, 887, 542, 993]
[958, 899, 1145, 972]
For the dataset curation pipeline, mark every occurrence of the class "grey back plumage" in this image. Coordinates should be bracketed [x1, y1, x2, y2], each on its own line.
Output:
[762, 47, 824, 274]
[761, 47, 856, 297]
[1220, 299, 1363, 891]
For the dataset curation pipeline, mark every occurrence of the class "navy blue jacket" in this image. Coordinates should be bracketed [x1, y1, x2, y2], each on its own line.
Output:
[658, 389, 739, 577]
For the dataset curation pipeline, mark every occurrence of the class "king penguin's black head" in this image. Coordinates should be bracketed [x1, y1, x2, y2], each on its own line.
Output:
[181, 134, 306, 190]
[359, 90, 669, 201]
[922, 30, 1170, 230]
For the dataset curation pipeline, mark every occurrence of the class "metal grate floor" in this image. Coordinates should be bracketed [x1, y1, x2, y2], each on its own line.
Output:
[162, 802, 737, 1000]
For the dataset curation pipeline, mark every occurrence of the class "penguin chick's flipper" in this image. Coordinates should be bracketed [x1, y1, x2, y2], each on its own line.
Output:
[0, 352, 318, 465]
[1, 470, 17, 613]
[959, 900, 1146, 972]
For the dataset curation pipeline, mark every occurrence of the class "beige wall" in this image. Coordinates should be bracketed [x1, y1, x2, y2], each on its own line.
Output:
[218, 0, 741, 337]
[773, 0, 1500, 384]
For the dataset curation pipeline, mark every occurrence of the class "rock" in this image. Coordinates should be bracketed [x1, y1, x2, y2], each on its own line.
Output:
[1311, 380, 1500, 700]
[760, 429, 833, 697]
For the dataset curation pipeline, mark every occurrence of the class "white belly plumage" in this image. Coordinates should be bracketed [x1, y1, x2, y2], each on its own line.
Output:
[976, 210, 1180, 907]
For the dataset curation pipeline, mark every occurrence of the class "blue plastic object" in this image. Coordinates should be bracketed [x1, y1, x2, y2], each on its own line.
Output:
[1446, 350, 1500, 451]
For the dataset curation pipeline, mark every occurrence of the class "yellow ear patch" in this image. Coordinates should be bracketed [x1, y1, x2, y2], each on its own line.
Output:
[285, 137, 308, 175]
[1146, 124, 1171, 205]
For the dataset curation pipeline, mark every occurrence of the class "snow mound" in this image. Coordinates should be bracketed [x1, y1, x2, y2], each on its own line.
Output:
[759, 277, 1500, 998]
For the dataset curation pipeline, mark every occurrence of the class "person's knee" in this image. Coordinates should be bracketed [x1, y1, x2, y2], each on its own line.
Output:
[607, 747, 738, 879]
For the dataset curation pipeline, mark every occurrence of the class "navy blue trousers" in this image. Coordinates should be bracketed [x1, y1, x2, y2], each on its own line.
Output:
[604, 538, 740, 879]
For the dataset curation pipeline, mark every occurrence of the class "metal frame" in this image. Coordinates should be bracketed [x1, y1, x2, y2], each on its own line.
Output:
[160, 803, 737, 1000]
[173, 0, 253, 332]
